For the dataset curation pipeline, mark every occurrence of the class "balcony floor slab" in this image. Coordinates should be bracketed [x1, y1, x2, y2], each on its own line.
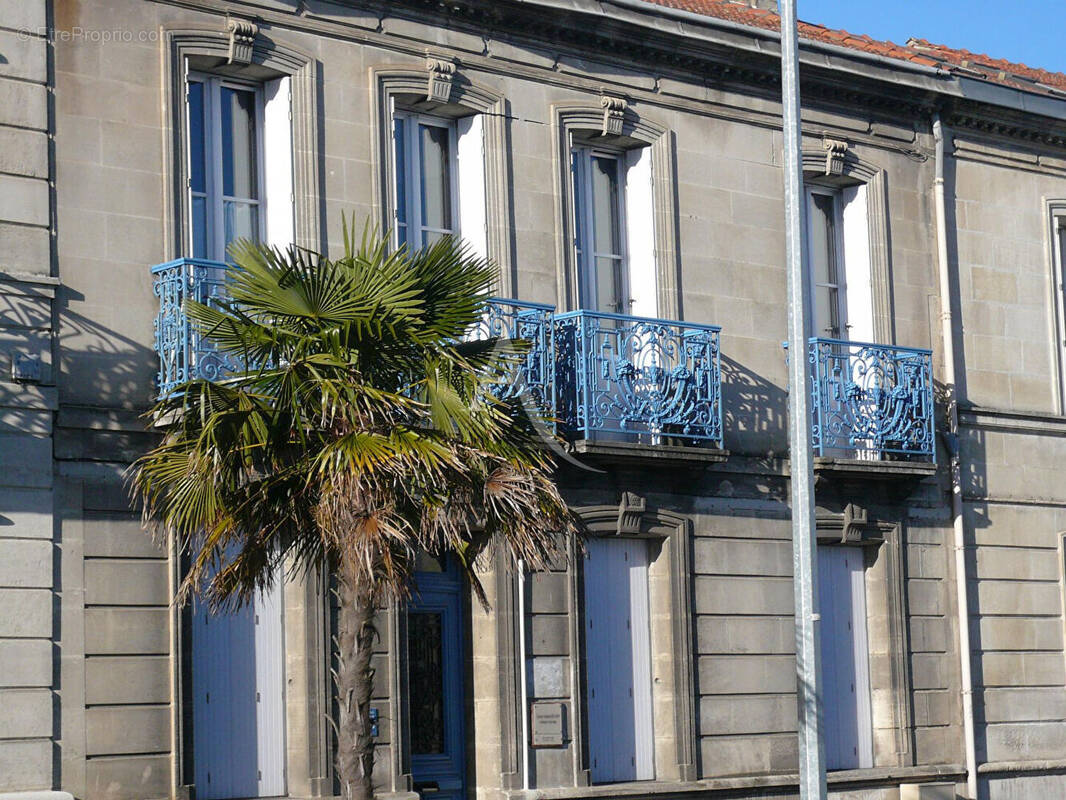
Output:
[811, 456, 938, 483]
[568, 439, 729, 468]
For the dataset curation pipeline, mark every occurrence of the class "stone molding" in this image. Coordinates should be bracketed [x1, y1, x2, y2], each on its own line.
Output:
[494, 551, 524, 790]
[570, 501, 698, 783]
[369, 65, 516, 295]
[822, 135, 849, 176]
[425, 55, 457, 103]
[950, 109, 1066, 149]
[599, 94, 627, 137]
[1044, 199, 1066, 415]
[815, 512, 914, 767]
[386, 599, 414, 793]
[550, 103, 682, 319]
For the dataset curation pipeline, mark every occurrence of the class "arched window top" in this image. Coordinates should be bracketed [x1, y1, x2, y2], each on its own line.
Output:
[371, 60, 507, 116]
[553, 98, 667, 149]
[576, 495, 690, 539]
[801, 136, 886, 186]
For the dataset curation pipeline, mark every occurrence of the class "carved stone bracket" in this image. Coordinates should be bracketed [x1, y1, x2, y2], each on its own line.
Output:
[616, 491, 647, 536]
[816, 503, 885, 547]
[842, 502, 868, 544]
[600, 94, 628, 137]
[225, 17, 258, 65]
[822, 134, 849, 175]
[425, 56, 456, 103]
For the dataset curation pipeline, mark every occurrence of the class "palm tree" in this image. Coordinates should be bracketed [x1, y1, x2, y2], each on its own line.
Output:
[132, 225, 579, 800]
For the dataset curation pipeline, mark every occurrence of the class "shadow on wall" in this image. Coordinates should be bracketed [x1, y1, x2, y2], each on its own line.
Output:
[961, 502, 990, 777]
[958, 419, 989, 503]
[965, 534, 990, 779]
[942, 153, 969, 404]
[57, 283, 161, 411]
[719, 353, 788, 457]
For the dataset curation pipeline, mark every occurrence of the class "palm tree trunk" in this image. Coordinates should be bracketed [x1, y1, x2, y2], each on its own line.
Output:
[335, 558, 377, 800]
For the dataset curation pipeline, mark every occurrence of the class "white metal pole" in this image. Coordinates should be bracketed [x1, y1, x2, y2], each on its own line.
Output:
[932, 114, 979, 800]
[778, 1, 827, 797]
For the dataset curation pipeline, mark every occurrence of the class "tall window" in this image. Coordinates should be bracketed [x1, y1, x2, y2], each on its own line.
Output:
[187, 75, 263, 261]
[807, 187, 847, 339]
[393, 112, 458, 249]
[805, 183, 875, 343]
[572, 146, 630, 314]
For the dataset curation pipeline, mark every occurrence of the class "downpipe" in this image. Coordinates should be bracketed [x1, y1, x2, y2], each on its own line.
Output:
[933, 113, 978, 800]
[517, 561, 530, 790]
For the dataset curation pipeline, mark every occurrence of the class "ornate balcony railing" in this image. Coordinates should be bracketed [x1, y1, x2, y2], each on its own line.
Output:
[152, 258, 240, 396]
[467, 298, 556, 411]
[151, 260, 724, 448]
[554, 310, 723, 444]
[808, 337, 935, 461]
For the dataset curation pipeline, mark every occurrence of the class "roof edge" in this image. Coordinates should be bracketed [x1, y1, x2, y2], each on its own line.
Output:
[509, 0, 1066, 123]
[611, 0, 947, 78]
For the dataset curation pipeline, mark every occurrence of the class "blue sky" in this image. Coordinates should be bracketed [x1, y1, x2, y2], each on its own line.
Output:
[796, 0, 1064, 75]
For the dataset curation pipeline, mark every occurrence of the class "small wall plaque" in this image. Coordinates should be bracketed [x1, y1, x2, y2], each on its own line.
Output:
[11, 353, 42, 383]
[530, 701, 565, 747]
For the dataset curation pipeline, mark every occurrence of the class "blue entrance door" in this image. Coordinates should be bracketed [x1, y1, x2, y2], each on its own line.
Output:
[408, 560, 466, 800]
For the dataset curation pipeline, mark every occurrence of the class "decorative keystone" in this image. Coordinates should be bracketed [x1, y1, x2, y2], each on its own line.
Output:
[822, 135, 849, 176]
[616, 491, 646, 536]
[426, 56, 457, 103]
[600, 94, 628, 137]
[842, 502, 868, 544]
[226, 18, 258, 65]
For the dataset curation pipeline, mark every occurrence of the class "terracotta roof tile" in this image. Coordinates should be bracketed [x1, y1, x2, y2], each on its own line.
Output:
[640, 0, 1066, 97]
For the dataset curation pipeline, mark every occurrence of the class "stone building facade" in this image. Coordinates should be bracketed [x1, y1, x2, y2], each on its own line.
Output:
[1, 1, 1066, 800]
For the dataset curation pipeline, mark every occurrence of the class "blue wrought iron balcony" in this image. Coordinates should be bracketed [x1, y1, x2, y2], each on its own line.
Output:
[470, 298, 556, 412]
[553, 310, 723, 445]
[150, 260, 724, 449]
[808, 337, 935, 462]
[152, 258, 237, 396]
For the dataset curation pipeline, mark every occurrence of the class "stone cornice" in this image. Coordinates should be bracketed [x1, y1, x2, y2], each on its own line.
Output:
[378, 0, 1066, 149]
[948, 105, 1066, 148]
[156, 0, 1066, 154]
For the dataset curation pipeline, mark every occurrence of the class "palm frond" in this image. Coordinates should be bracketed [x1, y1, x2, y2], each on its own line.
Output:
[132, 218, 578, 611]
